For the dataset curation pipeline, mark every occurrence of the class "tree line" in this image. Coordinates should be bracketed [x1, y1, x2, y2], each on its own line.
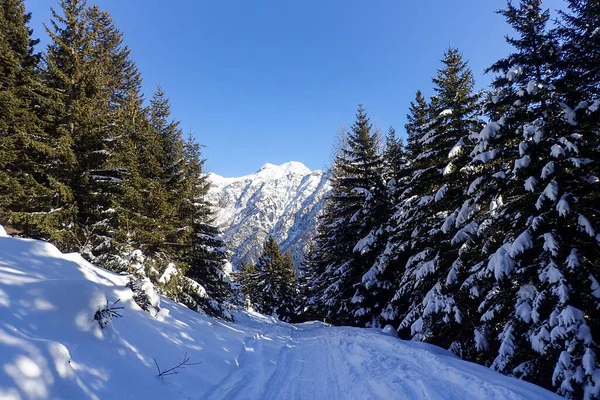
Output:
[296, 1, 599, 398]
[2, 0, 599, 397]
[0, 0, 236, 318]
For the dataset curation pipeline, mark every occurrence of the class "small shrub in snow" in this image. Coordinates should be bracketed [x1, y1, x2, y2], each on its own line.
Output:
[94, 299, 124, 328]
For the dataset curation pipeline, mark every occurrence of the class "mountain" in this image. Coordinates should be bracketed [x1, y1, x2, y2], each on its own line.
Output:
[206, 161, 331, 268]
[0, 230, 561, 399]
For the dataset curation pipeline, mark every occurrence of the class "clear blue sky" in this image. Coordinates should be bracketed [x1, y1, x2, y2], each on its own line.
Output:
[25, 0, 564, 177]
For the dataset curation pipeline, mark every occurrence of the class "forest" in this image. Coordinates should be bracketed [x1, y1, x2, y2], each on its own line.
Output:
[1, 0, 599, 398]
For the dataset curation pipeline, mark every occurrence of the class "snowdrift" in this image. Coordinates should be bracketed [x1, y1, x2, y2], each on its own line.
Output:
[0, 232, 561, 399]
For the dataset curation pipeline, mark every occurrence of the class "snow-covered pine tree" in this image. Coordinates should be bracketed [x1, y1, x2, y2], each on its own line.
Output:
[383, 48, 481, 349]
[251, 236, 297, 322]
[556, 0, 600, 101]
[349, 127, 409, 328]
[458, 1, 599, 397]
[238, 259, 259, 309]
[180, 134, 238, 320]
[307, 106, 386, 325]
[0, 0, 76, 243]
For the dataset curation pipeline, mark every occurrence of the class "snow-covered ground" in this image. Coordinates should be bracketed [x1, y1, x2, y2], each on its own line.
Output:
[0, 231, 561, 399]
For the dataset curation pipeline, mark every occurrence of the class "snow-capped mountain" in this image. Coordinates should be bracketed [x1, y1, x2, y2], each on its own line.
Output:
[207, 161, 331, 268]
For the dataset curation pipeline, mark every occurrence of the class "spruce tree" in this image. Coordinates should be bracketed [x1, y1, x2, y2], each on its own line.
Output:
[556, 0, 600, 100]
[181, 134, 237, 319]
[251, 236, 297, 321]
[404, 90, 429, 157]
[0, 0, 75, 241]
[457, 2, 599, 397]
[308, 105, 386, 325]
[380, 48, 481, 349]
[44, 0, 137, 258]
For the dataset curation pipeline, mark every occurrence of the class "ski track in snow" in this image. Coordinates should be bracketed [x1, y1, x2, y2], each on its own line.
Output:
[0, 233, 561, 400]
[201, 322, 554, 400]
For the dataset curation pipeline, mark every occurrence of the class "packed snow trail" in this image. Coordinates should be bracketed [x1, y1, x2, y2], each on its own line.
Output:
[201, 321, 558, 400]
[0, 232, 561, 399]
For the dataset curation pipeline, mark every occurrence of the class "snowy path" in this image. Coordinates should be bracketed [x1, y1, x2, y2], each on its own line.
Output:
[0, 234, 561, 400]
[201, 321, 556, 400]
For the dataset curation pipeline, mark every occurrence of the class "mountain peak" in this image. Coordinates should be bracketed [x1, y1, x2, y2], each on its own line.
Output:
[256, 161, 311, 175]
[207, 161, 331, 268]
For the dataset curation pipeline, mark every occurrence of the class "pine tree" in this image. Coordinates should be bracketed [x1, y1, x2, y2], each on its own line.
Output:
[404, 90, 429, 157]
[556, 0, 600, 101]
[379, 48, 481, 349]
[0, 0, 75, 241]
[308, 105, 386, 325]
[181, 134, 237, 319]
[456, 2, 599, 397]
[44, 0, 138, 258]
[148, 86, 188, 247]
[239, 259, 259, 308]
[251, 236, 297, 322]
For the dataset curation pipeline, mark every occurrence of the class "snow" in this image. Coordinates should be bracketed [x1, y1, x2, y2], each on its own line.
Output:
[578, 214, 596, 237]
[559, 102, 577, 126]
[158, 263, 178, 284]
[473, 149, 500, 164]
[513, 155, 531, 172]
[448, 139, 464, 158]
[550, 144, 565, 158]
[443, 162, 455, 176]
[488, 244, 515, 280]
[541, 162, 554, 180]
[526, 80, 539, 94]
[207, 161, 331, 267]
[524, 176, 538, 192]
[519, 141, 528, 156]
[506, 66, 522, 81]
[439, 109, 453, 117]
[537, 180, 559, 209]
[0, 226, 7, 237]
[434, 184, 448, 202]
[479, 121, 500, 140]
[510, 230, 533, 257]
[543, 233, 559, 256]
[451, 221, 479, 245]
[467, 177, 483, 195]
[0, 233, 562, 399]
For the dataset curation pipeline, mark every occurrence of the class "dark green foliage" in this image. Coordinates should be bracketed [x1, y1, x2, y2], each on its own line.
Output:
[305, 105, 388, 326]
[0, 0, 76, 241]
[241, 236, 298, 322]
[0, 0, 237, 320]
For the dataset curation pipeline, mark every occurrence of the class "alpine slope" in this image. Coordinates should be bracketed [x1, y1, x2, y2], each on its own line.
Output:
[0, 228, 561, 400]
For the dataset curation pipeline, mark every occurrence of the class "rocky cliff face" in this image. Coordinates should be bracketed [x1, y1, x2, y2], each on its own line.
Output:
[207, 162, 330, 268]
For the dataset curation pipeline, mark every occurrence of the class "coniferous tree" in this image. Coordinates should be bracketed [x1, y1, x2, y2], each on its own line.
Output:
[44, 0, 137, 258]
[455, 2, 599, 397]
[556, 0, 600, 101]
[239, 259, 259, 308]
[307, 105, 386, 325]
[250, 236, 297, 321]
[181, 134, 237, 319]
[0, 0, 75, 241]
[404, 90, 429, 157]
[380, 48, 481, 349]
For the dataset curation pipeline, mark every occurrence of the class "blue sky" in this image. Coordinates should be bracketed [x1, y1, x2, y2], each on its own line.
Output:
[25, 0, 564, 177]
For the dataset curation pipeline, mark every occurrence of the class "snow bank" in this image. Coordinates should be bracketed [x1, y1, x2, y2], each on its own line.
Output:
[0, 233, 561, 399]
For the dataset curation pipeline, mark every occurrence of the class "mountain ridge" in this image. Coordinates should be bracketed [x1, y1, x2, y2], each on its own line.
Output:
[207, 161, 331, 268]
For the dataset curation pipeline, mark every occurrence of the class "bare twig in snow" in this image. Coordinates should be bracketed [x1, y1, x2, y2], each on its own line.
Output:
[154, 353, 202, 379]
